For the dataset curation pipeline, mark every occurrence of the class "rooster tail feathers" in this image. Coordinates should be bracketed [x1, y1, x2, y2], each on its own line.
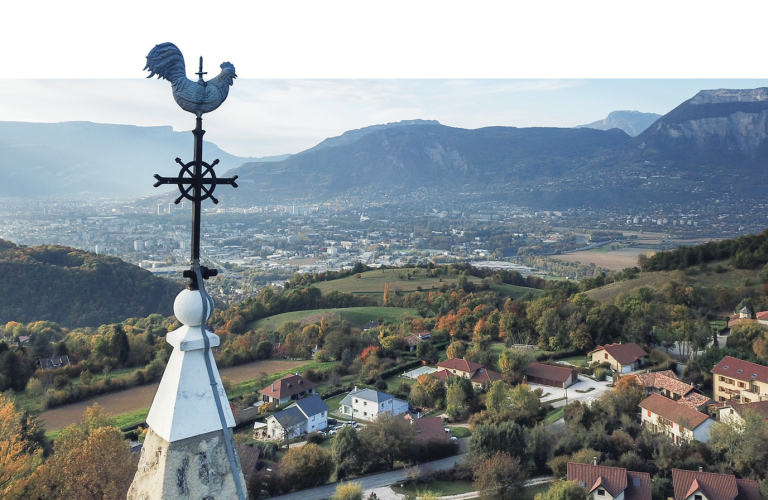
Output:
[144, 42, 186, 83]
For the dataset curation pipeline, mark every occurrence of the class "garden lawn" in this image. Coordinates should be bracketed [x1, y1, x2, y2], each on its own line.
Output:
[520, 482, 552, 500]
[543, 407, 564, 424]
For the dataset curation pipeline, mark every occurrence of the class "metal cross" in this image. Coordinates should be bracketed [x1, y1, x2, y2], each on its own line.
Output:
[153, 115, 238, 287]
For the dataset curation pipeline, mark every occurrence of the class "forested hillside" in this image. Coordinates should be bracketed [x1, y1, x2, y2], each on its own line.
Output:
[0, 239, 183, 327]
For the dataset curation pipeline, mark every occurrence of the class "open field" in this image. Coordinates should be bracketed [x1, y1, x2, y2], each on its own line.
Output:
[553, 247, 648, 271]
[38, 359, 308, 433]
[309, 269, 541, 300]
[249, 306, 419, 331]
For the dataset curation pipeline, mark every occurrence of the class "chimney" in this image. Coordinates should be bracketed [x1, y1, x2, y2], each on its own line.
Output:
[699, 467, 703, 472]
[593, 457, 597, 466]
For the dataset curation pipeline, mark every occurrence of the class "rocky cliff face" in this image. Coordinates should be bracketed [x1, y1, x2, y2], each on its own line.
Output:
[631, 88, 768, 161]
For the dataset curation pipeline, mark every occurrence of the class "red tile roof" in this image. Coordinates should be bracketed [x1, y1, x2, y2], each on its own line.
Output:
[711, 356, 768, 384]
[526, 362, 579, 383]
[756, 311, 768, 320]
[678, 393, 713, 410]
[437, 358, 483, 373]
[567, 463, 650, 500]
[403, 332, 422, 347]
[672, 469, 760, 500]
[591, 343, 648, 366]
[470, 367, 503, 384]
[639, 393, 710, 429]
[634, 370, 678, 388]
[410, 416, 450, 443]
[632, 372, 694, 397]
[626, 471, 653, 500]
[431, 370, 451, 380]
[259, 374, 317, 400]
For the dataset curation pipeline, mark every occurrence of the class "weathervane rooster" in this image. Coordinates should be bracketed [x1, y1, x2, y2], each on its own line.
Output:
[144, 42, 237, 117]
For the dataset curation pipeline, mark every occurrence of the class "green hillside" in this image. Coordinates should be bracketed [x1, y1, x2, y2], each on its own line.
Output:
[0, 240, 183, 327]
[248, 306, 419, 331]
[311, 269, 540, 300]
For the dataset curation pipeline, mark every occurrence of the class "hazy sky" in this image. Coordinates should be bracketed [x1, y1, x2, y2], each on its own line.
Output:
[2, 2, 767, 157]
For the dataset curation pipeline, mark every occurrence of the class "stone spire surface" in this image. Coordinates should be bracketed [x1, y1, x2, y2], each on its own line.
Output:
[127, 290, 247, 499]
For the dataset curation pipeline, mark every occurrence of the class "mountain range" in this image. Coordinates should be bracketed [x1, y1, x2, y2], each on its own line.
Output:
[576, 110, 661, 136]
[227, 88, 768, 209]
[0, 121, 283, 198]
[6, 87, 768, 210]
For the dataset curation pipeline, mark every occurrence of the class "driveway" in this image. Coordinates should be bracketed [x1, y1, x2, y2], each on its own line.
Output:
[531, 376, 612, 408]
[266, 455, 464, 500]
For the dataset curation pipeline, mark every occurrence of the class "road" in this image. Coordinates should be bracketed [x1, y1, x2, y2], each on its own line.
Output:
[267, 455, 464, 500]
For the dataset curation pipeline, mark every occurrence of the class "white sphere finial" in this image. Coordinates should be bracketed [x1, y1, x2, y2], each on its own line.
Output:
[173, 289, 214, 326]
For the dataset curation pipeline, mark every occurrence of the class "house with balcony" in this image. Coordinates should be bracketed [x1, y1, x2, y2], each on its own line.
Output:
[339, 387, 408, 421]
[567, 462, 651, 500]
[259, 374, 317, 407]
[631, 370, 712, 411]
[711, 356, 768, 403]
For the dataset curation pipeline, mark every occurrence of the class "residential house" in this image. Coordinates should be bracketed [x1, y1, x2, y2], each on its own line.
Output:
[39, 355, 71, 370]
[671, 468, 760, 500]
[403, 332, 431, 352]
[264, 395, 329, 441]
[728, 306, 754, 329]
[631, 371, 712, 411]
[339, 387, 408, 421]
[259, 374, 317, 406]
[639, 393, 714, 444]
[589, 343, 648, 373]
[433, 358, 503, 388]
[524, 362, 579, 388]
[716, 400, 768, 426]
[409, 416, 450, 444]
[711, 356, 768, 403]
[567, 462, 651, 500]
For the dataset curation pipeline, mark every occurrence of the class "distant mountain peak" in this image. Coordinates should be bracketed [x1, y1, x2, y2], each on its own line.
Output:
[301, 119, 442, 154]
[576, 110, 661, 137]
[690, 88, 768, 105]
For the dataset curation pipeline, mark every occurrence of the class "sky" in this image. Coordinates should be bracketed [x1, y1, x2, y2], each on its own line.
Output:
[2, 1, 767, 158]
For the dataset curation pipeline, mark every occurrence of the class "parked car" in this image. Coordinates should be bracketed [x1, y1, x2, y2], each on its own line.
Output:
[328, 418, 337, 426]
[450, 436, 458, 443]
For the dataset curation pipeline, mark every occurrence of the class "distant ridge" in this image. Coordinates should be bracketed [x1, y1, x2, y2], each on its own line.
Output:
[0, 121, 260, 198]
[577, 110, 661, 137]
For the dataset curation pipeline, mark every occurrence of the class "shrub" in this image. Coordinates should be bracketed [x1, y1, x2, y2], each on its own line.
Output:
[54, 374, 70, 389]
[306, 431, 324, 444]
[80, 369, 93, 385]
[593, 368, 608, 381]
[373, 379, 388, 391]
[331, 482, 364, 500]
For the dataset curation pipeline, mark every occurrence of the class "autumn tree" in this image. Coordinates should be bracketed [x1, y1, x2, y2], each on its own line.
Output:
[383, 283, 389, 304]
[533, 480, 588, 500]
[446, 341, 466, 360]
[0, 393, 43, 498]
[473, 452, 529, 500]
[28, 404, 133, 500]
[357, 413, 415, 471]
[498, 349, 531, 384]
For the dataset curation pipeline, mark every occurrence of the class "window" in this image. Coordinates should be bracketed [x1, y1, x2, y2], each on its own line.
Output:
[695, 495, 702, 500]
[738, 382, 745, 388]
[312, 416, 315, 421]
[719, 376, 725, 382]
[381, 403, 384, 408]
[355, 399, 358, 403]
[633, 478, 641, 487]
[364, 402, 367, 406]
[670, 422, 673, 429]
[605, 354, 608, 360]
[647, 411, 651, 417]
[363, 412, 367, 417]
[597, 489, 605, 496]
[744, 398, 751, 403]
